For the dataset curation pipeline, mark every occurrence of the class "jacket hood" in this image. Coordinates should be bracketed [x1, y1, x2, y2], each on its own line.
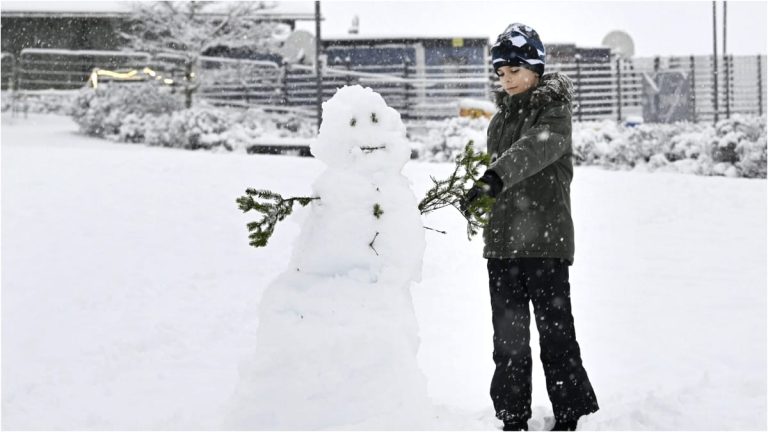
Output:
[495, 72, 574, 109]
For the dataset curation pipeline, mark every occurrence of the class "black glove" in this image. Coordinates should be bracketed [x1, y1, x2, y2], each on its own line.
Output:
[460, 170, 503, 216]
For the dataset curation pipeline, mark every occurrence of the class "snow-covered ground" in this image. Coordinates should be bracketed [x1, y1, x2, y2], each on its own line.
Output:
[2, 114, 766, 430]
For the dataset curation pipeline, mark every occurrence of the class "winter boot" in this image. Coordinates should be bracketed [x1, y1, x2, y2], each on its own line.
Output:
[551, 418, 578, 431]
[503, 419, 528, 431]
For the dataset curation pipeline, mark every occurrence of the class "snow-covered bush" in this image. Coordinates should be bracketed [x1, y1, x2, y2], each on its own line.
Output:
[1, 90, 77, 115]
[573, 117, 766, 178]
[412, 115, 766, 178]
[411, 117, 490, 162]
[718, 115, 767, 178]
[71, 82, 183, 138]
[70, 82, 315, 152]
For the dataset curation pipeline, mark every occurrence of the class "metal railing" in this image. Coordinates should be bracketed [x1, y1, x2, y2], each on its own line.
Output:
[2, 48, 766, 124]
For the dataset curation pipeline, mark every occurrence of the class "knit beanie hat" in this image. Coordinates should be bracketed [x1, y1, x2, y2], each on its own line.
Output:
[491, 23, 546, 76]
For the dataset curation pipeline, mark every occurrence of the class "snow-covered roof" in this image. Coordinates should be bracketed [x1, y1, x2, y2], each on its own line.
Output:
[325, 33, 490, 42]
[0, 1, 316, 20]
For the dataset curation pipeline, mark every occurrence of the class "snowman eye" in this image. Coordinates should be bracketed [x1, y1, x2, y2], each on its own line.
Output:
[350, 118, 357, 127]
[370, 112, 378, 124]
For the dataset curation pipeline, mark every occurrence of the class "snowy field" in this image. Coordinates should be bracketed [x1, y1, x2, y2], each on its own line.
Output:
[2, 114, 766, 430]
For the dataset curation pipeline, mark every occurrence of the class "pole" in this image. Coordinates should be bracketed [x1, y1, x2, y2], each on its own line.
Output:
[758, 55, 764, 117]
[575, 53, 582, 122]
[315, 0, 322, 131]
[403, 57, 411, 120]
[281, 60, 289, 106]
[712, 1, 719, 124]
[616, 57, 622, 122]
[723, 1, 730, 118]
[690, 55, 697, 123]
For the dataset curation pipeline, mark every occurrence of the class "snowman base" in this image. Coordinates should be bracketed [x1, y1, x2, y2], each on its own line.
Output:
[225, 271, 434, 430]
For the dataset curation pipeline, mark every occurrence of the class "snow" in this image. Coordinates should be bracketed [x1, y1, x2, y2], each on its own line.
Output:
[2, 113, 766, 430]
[0, 1, 316, 17]
[18, 48, 149, 58]
[324, 34, 491, 41]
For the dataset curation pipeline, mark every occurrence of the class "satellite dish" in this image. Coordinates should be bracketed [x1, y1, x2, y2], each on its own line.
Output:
[602, 30, 635, 59]
[278, 30, 316, 65]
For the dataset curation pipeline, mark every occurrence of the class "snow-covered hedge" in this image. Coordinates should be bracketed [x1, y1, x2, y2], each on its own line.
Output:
[412, 115, 767, 179]
[572, 116, 766, 178]
[1, 90, 78, 115]
[71, 82, 184, 138]
[410, 117, 490, 162]
[70, 83, 315, 152]
[62, 81, 766, 178]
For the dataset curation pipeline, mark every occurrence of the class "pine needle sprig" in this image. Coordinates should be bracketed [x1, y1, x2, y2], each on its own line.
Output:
[236, 189, 319, 248]
[418, 141, 495, 239]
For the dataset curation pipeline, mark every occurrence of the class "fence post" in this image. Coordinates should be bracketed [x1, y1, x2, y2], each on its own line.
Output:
[344, 56, 353, 86]
[575, 53, 582, 122]
[314, 0, 322, 132]
[403, 57, 411, 121]
[758, 54, 764, 117]
[616, 57, 622, 122]
[281, 60, 290, 106]
[690, 55, 697, 123]
[725, 54, 731, 118]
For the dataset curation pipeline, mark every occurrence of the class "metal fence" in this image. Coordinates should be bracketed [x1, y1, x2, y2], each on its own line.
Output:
[2, 48, 766, 123]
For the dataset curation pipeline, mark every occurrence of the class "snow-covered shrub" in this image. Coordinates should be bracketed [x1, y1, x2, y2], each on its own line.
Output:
[0, 91, 11, 112]
[71, 82, 183, 138]
[412, 117, 489, 162]
[413, 115, 766, 178]
[143, 113, 173, 147]
[70, 84, 316, 153]
[225, 108, 316, 152]
[570, 117, 765, 178]
[713, 115, 768, 178]
[167, 107, 232, 151]
[1, 90, 77, 115]
[116, 113, 146, 143]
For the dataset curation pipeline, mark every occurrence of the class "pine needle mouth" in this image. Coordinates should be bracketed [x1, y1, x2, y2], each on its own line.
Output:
[360, 146, 386, 153]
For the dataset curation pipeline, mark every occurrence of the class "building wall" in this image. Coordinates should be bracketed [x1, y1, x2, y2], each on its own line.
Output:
[1, 17, 124, 56]
[323, 38, 487, 72]
[325, 45, 417, 68]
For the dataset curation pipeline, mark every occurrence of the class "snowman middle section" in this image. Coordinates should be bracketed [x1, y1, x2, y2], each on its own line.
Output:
[290, 166, 425, 285]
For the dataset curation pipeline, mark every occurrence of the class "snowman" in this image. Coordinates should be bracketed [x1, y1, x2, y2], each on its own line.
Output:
[225, 86, 433, 429]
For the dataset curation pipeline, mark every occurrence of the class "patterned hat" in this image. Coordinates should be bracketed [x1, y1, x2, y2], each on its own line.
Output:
[491, 23, 546, 76]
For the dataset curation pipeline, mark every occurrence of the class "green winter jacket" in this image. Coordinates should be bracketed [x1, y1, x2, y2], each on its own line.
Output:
[484, 72, 576, 263]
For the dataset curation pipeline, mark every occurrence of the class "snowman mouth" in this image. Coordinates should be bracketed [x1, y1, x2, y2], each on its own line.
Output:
[360, 146, 386, 153]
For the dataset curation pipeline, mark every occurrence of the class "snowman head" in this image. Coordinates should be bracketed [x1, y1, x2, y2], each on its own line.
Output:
[311, 85, 411, 172]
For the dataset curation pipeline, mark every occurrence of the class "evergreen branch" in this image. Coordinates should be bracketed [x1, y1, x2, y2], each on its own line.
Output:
[418, 141, 495, 240]
[236, 189, 319, 248]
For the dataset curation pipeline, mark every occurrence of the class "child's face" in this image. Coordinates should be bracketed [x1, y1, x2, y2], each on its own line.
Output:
[496, 65, 539, 96]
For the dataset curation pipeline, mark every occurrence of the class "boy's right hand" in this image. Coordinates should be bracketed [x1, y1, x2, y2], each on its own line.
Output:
[460, 170, 503, 217]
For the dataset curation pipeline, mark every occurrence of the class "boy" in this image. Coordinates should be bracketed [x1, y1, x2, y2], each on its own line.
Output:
[461, 23, 599, 431]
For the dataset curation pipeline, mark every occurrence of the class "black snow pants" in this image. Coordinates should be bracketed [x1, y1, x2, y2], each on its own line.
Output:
[487, 257, 599, 423]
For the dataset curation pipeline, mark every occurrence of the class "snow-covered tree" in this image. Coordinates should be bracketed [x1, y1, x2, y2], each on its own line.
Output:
[119, 1, 287, 108]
